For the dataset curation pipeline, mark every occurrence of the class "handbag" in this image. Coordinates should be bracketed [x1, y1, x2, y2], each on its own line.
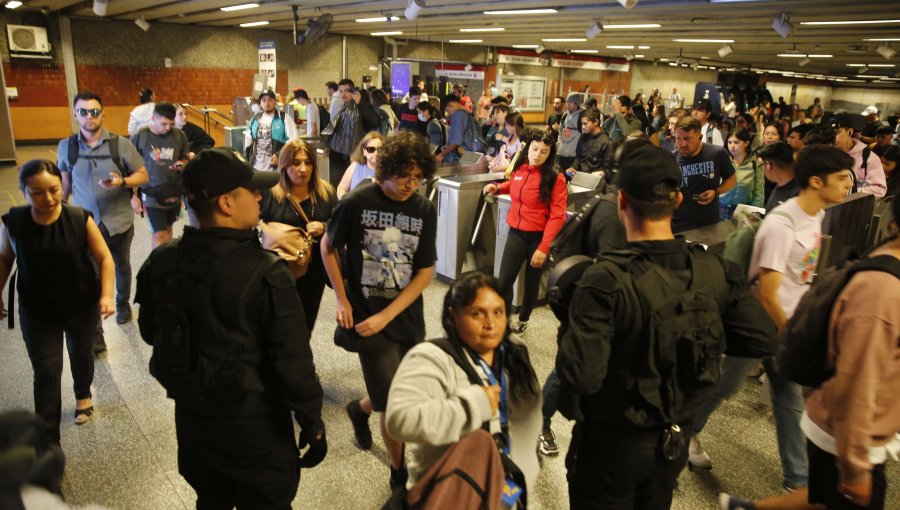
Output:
[260, 195, 315, 278]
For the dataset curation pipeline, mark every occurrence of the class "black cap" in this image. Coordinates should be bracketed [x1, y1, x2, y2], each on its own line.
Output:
[182, 148, 280, 200]
[693, 98, 712, 111]
[827, 112, 865, 131]
[618, 144, 682, 200]
[258, 89, 277, 102]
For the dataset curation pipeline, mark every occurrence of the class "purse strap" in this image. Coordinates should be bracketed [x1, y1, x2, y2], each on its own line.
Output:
[285, 193, 312, 225]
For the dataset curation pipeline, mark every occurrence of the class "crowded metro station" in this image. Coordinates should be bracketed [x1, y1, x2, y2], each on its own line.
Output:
[0, 1, 898, 509]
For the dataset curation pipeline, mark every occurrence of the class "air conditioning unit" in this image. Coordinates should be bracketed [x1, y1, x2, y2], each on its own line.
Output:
[7, 25, 51, 54]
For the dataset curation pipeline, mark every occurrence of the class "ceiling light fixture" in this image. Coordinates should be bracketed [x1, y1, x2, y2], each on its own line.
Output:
[5, 1, 22, 8]
[777, 54, 807, 58]
[405, 0, 425, 20]
[221, 3, 259, 12]
[877, 44, 897, 60]
[673, 38, 734, 43]
[772, 13, 795, 38]
[135, 16, 150, 31]
[543, 38, 588, 42]
[718, 44, 733, 57]
[634, 54, 645, 58]
[460, 27, 505, 32]
[607, 45, 636, 49]
[800, 19, 900, 26]
[807, 54, 833, 58]
[484, 9, 557, 15]
[798, 57, 811, 66]
[868, 64, 896, 67]
[371, 31, 402, 36]
[864, 38, 900, 42]
[586, 21, 603, 39]
[571, 49, 599, 53]
[512, 44, 539, 48]
[356, 16, 400, 23]
[449, 39, 482, 43]
[604, 23, 661, 29]
[240, 20, 268, 27]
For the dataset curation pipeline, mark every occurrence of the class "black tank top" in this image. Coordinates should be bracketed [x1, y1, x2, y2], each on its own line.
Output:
[3, 204, 100, 316]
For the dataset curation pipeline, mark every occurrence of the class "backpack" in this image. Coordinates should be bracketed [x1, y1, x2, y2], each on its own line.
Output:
[722, 210, 794, 279]
[375, 107, 392, 136]
[548, 193, 614, 268]
[778, 254, 900, 388]
[462, 112, 485, 153]
[317, 104, 331, 132]
[598, 246, 729, 426]
[67, 133, 127, 176]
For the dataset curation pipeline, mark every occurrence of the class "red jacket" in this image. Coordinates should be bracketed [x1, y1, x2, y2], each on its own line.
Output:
[496, 164, 568, 253]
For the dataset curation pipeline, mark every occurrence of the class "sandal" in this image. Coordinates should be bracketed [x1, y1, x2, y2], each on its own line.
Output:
[74, 406, 94, 425]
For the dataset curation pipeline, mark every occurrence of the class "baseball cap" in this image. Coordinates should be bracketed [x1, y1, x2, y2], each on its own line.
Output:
[258, 89, 277, 102]
[182, 148, 280, 200]
[618, 144, 682, 200]
[827, 112, 865, 131]
[693, 98, 712, 111]
[860, 105, 878, 116]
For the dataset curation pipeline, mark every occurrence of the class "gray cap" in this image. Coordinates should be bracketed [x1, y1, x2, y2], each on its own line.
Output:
[566, 92, 583, 108]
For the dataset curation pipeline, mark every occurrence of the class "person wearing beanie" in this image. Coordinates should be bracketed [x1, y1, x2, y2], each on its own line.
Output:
[557, 92, 585, 170]
[601, 95, 642, 144]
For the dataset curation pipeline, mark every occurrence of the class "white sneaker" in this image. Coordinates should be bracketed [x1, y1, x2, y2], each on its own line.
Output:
[688, 436, 712, 471]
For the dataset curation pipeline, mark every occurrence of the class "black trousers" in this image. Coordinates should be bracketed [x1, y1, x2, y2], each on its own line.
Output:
[566, 421, 691, 510]
[808, 440, 887, 510]
[176, 405, 300, 510]
[19, 305, 98, 444]
[295, 265, 326, 335]
[497, 228, 544, 322]
[99, 223, 134, 307]
[327, 151, 351, 189]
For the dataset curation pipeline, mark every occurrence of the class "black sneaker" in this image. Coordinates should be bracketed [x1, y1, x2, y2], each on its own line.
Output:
[345, 400, 372, 450]
[93, 337, 107, 354]
[390, 465, 408, 491]
[115, 304, 132, 325]
[538, 426, 559, 456]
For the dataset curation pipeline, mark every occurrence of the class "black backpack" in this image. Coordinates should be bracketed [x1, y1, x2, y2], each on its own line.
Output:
[318, 104, 331, 133]
[67, 132, 127, 176]
[778, 254, 900, 388]
[597, 246, 728, 426]
[548, 193, 614, 268]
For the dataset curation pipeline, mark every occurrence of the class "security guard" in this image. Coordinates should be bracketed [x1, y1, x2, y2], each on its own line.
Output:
[135, 148, 326, 509]
[555, 144, 775, 509]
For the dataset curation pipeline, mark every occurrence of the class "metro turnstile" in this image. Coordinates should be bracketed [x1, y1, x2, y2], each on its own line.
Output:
[435, 172, 506, 281]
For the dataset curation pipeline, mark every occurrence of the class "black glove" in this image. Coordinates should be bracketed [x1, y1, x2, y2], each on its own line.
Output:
[298, 427, 327, 468]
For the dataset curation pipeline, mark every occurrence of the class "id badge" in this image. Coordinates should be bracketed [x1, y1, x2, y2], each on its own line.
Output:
[501, 478, 522, 507]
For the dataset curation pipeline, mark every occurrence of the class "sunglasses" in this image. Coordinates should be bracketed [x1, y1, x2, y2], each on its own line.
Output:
[530, 133, 554, 145]
[76, 108, 103, 118]
[365, 146, 380, 154]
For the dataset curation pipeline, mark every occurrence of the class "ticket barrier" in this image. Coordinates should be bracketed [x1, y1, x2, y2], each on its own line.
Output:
[422, 154, 491, 202]
[494, 171, 605, 310]
[435, 172, 507, 281]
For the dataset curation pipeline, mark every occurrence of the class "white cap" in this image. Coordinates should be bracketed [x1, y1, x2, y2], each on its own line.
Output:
[860, 105, 878, 116]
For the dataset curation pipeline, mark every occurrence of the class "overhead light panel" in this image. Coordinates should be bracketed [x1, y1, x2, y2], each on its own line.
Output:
[801, 19, 900, 26]
[372, 31, 402, 36]
[405, 0, 425, 21]
[586, 21, 602, 39]
[673, 38, 734, 43]
[617, 0, 639, 8]
[240, 20, 269, 27]
[798, 57, 811, 66]
[543, 38, 587, 42]
[772, 13, 795, 38]
[135, 16, 150, 31]
[807, 54, 833, 58]
[718, 44, 733, 57]
[634, 54, 644, 58]
[221, 3, 259, 12]
[449, 39, 482, 43]
[512, 44, 539, 48]
[605, 23, 661, 29]
[5, 1, 22, 8]
[877, 44, 897, 60]
[460, 27, 505, 32]
[571, 49, 599, 54]
[356, 16, 400, 23]
[868, 64, 896, 67]
[485, 9, 557, 15]
[777, 54, 808, 58]
[865, 38, 900, 42]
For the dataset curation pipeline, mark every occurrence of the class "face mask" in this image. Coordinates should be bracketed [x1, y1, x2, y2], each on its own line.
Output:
[418, 114, 427, 122]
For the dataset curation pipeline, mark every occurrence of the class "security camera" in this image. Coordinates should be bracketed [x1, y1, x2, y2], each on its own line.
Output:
[93, 0, 108, 16]
[718, 44, 733, 57]
[586, 22, 602, 39]
[772, 13, 795, 39]
[617, 0, 639, 8]
[405, 0, 425, 21]
[877, 44, 896, 60]
[134, 16, 150, 31]
[798, 57, 811, 67]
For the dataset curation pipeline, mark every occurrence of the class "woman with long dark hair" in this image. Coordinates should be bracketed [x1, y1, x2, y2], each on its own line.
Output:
[0, 160, 115, 444]
[719, 128, 765, 219]
[483, 132, 567, 333]
[488, 111, 525, 172]
[259, 140, 337, 333]
[386, 271, 542, 497]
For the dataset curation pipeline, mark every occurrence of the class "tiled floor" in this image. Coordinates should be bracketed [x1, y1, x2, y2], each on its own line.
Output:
[1, 145, 897, 509]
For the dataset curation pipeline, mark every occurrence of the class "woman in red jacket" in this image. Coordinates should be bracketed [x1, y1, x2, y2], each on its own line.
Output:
[483, 131, 568, 333]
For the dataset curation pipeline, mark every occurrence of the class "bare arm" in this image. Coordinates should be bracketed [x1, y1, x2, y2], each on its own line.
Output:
[85, 216, 115, 319]
[355, 265, 434, 337]
[717, 172, 737, 195]
[0, 225, 15, 318]
[336, 163, 356, 199]
[62, 172, 72, 202]
[757, 268, 787, 331]
[320, 232, 353, 328]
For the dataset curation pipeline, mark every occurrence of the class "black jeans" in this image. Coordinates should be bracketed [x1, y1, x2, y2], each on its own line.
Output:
[99, 223, 134, 307]
[327, 151, 351, 189]
[295, 265, 326, 335]
[19, 305, 98, 444]
[497, 228, 544, 322]
[567, 421, 691, 510]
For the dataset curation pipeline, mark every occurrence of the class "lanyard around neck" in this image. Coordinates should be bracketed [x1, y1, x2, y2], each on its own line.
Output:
[474, 345, 509, 454]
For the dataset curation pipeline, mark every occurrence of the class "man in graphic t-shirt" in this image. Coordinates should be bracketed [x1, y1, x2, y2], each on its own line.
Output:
[321, 131, 437, 491]
[672, 117, 736, 232]
[243, 89, 297, 171]
[394, 86, 426, 136]
[131, 102, 189, 249]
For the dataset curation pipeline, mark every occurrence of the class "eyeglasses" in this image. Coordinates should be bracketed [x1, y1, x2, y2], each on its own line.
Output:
[393, 173, 425, 185]
[365, 146, 380, 154]
[76, 108, 102, 118]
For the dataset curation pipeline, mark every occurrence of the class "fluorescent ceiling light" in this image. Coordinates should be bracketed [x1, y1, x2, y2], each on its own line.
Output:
[673, 38, 734, 43]
[460, 27, 505, 32]
[659, 58, 670, 61]
[634, 54, 645, 58]
[221, 3, 258, 12]
[372, 31, 402, 36]
[777, 54, 808, 57]
[847, 63, 866, 66]
[710, 0, 769, 2]
[865, 38, 900, 41]
[512, 44, 539, 48]
[449, 39, 482, 43]
[800, 19, 900, 26]
[604, 23, 661, 29]
[807, 54, 833, 58]
[607, 45, 635, 49]
[356, 16, 401, 23]
[5, 1, 23, 8]
[571, 50, 599, 53]
[869, 64, 896, 67]
[485, 9, 557, 15]
[240, 21, 269, 27]
[543, 38, 587, 42]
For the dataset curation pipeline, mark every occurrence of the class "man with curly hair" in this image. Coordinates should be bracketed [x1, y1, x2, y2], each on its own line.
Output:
[321, 131, 438, 490]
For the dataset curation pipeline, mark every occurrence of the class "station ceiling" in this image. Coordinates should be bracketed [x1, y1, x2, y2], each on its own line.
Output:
[17, 0, 900, 84]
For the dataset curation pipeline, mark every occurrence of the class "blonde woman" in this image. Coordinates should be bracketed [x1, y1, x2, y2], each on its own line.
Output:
[336, 131, 384, 199]
[260, 139, 337, 333]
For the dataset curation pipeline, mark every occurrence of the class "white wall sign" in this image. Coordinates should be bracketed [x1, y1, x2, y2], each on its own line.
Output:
[258, 40, 276, 89]
[436, 69, 485, 80]
[497, 74, 547, 112]
[498, 53, 549, 66]
[550, 58, 630, 72]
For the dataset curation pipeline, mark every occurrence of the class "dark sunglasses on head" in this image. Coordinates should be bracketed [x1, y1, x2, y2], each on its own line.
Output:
[365, 146, 379, 154]
[76, 108, 102, 118]
[530, 133, 554, 145]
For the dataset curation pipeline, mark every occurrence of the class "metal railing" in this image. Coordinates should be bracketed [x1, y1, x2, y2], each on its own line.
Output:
[179, 103, 233, 133]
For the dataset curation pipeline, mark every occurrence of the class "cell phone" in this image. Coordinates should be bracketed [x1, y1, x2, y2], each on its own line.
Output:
[692, 193, 703, 201]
